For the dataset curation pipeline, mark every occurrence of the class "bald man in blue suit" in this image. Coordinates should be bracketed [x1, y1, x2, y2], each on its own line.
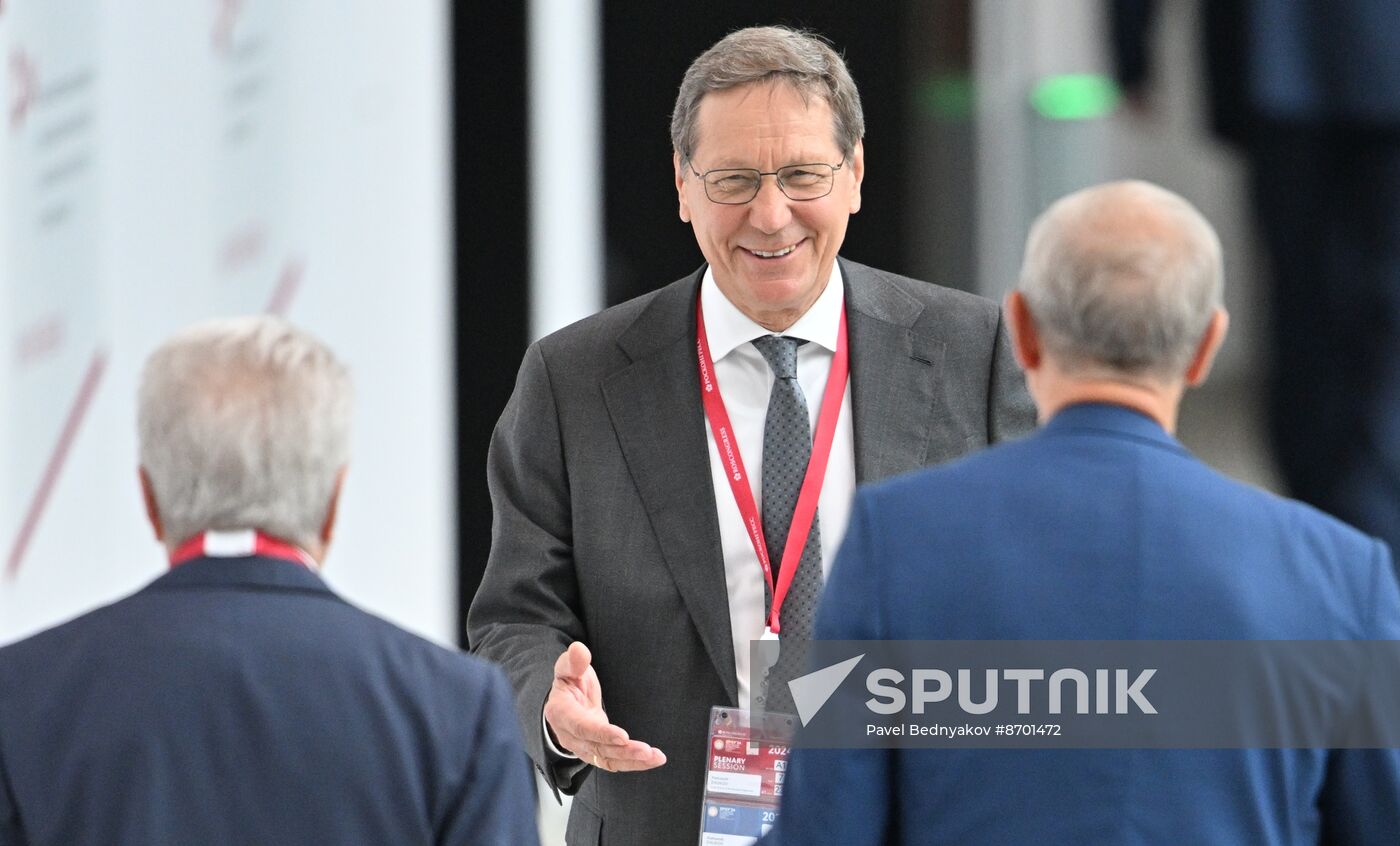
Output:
[765, 181, 1400, 845]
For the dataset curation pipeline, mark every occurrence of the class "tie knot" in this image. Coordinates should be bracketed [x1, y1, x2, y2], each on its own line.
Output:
[751, 335, 803, 379]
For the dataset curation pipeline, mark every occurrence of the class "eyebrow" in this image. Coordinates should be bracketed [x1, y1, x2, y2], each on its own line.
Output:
[698, 157, 835, 170]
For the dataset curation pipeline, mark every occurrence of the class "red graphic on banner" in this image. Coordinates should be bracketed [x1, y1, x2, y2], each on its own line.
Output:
[5, 350, 108, 580]
[219, 223, 266, 273]
[264, 258, 304, 316]
[15, 315, 66, 368]
[212, 0, 245, 53]
[9, 49, 38, 131]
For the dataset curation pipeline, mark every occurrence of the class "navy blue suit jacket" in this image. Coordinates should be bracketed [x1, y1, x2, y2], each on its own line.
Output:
[768, 404, 1400, 845]
[0, 556, 538, 846]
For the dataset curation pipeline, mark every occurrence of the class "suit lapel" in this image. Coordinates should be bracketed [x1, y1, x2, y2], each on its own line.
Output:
[601, 271, 738, 704]
[843, 259, 942, 483]
[596, 261, 940, 703]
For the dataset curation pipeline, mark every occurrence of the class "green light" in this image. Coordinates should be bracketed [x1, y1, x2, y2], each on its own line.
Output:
[917, 74, 975, 122]
[1029, 74, 1120, 121]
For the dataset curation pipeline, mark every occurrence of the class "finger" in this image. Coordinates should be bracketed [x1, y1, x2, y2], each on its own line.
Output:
[555, 732, 664, 767]
[553, 641, 593, 682]
[595, 747, 667, 773]
[599, 740, 665, 764]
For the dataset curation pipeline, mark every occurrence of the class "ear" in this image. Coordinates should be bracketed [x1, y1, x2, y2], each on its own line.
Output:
[319, 466, 348, 551]
[1185, 308, 1229, 387]
[674, 151, 692, 223]
[139, 467, 164, 542]
[846, 139, 864, 214]
[1004, 291, 1042, 372]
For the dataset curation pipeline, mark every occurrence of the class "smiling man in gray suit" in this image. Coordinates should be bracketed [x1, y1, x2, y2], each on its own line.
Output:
[468, 25, 1034, 846]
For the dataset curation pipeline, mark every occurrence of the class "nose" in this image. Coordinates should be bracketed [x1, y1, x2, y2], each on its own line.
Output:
[746, 176, 793, 234]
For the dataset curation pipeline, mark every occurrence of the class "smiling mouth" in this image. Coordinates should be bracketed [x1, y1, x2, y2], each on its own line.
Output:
[745, 242, 800, 259]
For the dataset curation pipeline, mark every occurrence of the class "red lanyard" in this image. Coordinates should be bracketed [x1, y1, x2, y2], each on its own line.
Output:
[696, 293, 849, 635]
[169, 529, 315, 569]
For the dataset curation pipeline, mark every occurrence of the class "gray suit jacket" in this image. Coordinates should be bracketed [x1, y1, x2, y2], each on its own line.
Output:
[468, 259, 1035, 846]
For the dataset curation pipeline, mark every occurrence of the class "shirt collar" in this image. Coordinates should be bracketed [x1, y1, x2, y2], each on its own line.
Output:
[699, 262, 844, 361]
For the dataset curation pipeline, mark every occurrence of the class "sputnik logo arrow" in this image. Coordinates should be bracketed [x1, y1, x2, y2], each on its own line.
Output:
[789, 653, 864, 726]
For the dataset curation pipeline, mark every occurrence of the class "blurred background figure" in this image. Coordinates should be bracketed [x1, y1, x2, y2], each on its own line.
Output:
[1113, 0, 1400, 558]
[0, 317, 538, 846]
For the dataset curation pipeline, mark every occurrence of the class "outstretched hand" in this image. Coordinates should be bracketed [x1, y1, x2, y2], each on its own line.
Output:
[543, 642, 668, 773]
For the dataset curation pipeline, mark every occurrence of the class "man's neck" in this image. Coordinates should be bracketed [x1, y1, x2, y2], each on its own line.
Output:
[702, 265, 844, 356]
[714, 263, 839, 334]
[751, 311, 803, 333]
[1036, 378, 1184, 433]
[739, 283, 827, 333]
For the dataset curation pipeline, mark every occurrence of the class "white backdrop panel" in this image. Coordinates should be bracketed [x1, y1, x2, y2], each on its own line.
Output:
[0, 0, 454, 647]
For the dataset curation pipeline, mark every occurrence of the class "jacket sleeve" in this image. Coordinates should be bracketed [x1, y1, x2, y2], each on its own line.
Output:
[1318, 539, 1400, 843]
[466, 341, 590, 799]
[437, 666, 542, 846]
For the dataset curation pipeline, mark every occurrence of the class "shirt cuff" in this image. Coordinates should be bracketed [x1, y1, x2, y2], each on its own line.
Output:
[543, 707, 580, 760]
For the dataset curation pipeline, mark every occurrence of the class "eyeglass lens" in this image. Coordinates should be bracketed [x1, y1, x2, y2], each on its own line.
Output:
[703, 163, 836, 204]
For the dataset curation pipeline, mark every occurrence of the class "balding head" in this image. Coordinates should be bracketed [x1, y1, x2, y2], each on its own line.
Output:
[1018, 180, 1223, 382]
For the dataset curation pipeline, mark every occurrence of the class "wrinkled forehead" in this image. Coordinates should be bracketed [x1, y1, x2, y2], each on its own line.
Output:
[690, 80, 840, 159]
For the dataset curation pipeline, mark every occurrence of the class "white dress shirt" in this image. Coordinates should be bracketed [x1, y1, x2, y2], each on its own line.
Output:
[544, 264, 857, 757]
[699, 264, 857, 710]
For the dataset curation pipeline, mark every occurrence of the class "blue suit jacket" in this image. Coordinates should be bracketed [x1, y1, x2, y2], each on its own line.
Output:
[768, 403, 1400, 845]
[0, 556, 539, 846]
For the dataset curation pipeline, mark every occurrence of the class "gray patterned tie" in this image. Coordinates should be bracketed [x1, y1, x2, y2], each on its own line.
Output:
[751, 335, 823, 715]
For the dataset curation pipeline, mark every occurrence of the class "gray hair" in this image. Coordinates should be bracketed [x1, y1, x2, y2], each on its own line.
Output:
[671, 26, 865, 169]
[138, 316, 352, 551]
[1018, 180, 1224, 380]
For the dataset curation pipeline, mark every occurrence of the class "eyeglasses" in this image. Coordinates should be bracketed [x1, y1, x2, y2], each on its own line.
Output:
[687, 160, 846, 205]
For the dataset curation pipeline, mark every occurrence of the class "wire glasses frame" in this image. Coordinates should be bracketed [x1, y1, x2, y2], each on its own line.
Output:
[687, 159, 847, 205]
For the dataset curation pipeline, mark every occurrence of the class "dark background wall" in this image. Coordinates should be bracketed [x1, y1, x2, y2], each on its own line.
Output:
[456, 3, 528, 646]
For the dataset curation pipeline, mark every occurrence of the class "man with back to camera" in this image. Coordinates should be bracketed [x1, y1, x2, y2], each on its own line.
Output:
[0, 316, 539, 846]
[468, 24, 1035, 846]
[764, 180, 1400, 844]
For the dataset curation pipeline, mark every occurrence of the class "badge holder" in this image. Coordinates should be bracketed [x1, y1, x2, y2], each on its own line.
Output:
[698, 705, 795, 845]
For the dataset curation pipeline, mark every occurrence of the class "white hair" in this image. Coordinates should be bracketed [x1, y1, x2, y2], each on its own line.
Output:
[1018, 180, 1223, 380]
[138, 316, 352, 550]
